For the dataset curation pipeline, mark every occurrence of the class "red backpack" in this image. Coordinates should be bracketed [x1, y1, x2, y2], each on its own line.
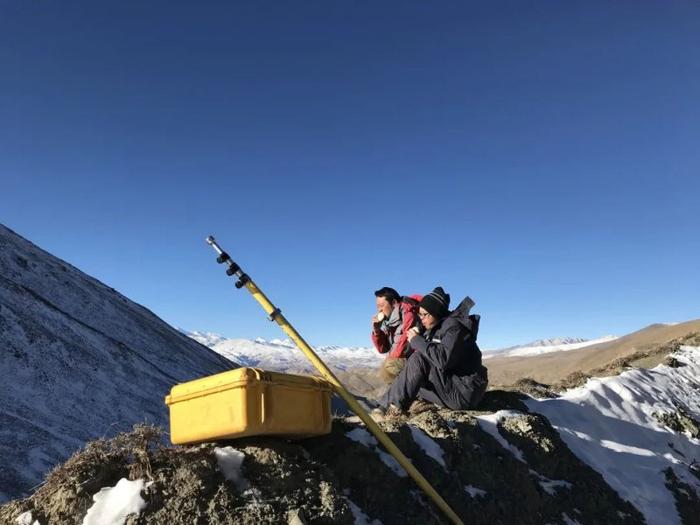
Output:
[401, 294, 423, 329]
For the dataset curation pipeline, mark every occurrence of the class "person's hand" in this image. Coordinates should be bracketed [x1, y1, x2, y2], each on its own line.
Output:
[407, 326, 420, 342]
[372, 314, 381, 328]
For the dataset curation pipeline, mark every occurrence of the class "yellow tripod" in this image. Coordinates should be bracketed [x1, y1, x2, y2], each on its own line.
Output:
[206, 236, 464, 525]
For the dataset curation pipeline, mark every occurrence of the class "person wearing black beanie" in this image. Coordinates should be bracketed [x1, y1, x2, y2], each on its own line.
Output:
[378, 287, 488, 415]
[419, 287, 450, 320]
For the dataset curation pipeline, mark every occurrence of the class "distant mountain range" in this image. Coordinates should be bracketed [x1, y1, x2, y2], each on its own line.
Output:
[483, 335, 619, 359]
[184, 331, 623, 373]
[184, 331, 384, 373]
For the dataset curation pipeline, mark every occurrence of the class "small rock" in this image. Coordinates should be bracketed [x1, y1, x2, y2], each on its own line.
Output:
[287, 508, 307, 525]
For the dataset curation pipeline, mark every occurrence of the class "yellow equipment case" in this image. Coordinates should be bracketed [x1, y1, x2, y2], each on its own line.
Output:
[165, 367, 334, 445]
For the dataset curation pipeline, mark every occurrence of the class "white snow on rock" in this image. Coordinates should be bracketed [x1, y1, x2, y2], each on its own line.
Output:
[214, 447, 248, 490]
[346, 428, 378, 447]
[345, 428, 407, 477]
[560, 512, 583, 525]
[408, 425, 446, 470]
[15, 511, 41, 525]
[464, 485, 487, 498]
[526, 345, 700, 525]
[375, 450, 407, 477]
[345, 497, 383, 525]
[81, 478, 148, 525]
[475, 410, 527, 462]
[530, 469, 573, 495]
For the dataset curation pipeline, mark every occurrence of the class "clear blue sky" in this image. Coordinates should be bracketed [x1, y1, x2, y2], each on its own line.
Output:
[2, 1, 699, 349]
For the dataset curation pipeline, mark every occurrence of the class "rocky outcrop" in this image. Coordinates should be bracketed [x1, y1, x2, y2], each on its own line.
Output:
[0, 396, 649, 525]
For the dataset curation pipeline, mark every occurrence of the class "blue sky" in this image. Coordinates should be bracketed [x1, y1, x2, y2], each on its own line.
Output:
[2, 1, 699, 349]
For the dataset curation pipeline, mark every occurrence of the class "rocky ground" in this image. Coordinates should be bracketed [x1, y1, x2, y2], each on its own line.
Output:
[1, 389, 652, 525]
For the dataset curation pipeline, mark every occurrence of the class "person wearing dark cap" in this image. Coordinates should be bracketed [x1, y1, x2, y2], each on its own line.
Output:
[378, 287, 488, 414]
[371, 286, 422, 384]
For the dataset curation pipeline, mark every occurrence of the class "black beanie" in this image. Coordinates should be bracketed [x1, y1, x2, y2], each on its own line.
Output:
[419, 287, 450, 319]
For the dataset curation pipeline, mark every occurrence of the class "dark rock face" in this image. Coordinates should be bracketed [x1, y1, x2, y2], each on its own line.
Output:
[0, 224, 236, 502]
[654, 408, 700, 440]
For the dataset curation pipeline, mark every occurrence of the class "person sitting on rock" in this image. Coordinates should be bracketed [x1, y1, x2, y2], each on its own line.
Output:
[371, 286, 422, 384]
[378, 286, 488, 415]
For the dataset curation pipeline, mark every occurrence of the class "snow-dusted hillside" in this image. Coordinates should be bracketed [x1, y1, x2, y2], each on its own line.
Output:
[186, 331, 384, 373]
[525, 344, 700, 524]
[483, 335, 619, 359]
[0, 225, 236, 503]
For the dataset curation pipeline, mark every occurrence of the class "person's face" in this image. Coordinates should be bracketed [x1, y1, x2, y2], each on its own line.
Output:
[418, 307, 437, 329]
[376, 296, 395, 318]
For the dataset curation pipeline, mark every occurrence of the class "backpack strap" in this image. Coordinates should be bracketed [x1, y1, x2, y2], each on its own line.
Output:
[468, 314, 480, 339]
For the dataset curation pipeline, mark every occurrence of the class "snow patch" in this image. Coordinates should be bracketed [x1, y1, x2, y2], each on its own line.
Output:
[530, 469, 573, 495]
[345, 428, 407, 477]
[476, 410, 527, 462]
[561, 512, 583, 525]
[346, 428, 378, 447]
[345, 497, 383, 525]
[15, 511, 41, 525]
[214, 447, 248, 490]
[376, 450, 407, 477]
[408, 425, 446, 469]
[464, 485, 487, 498]
[81, 478, 148, 525]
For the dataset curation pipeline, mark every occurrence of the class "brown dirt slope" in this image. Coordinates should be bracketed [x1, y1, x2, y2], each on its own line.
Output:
[486, 318, 700, 387]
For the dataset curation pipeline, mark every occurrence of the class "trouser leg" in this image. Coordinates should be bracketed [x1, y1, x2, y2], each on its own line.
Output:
[379, 357, 406, 384]
[423, 369, 488, 410]
[381, 351, 432, 409]
[380, 355, 489, 411]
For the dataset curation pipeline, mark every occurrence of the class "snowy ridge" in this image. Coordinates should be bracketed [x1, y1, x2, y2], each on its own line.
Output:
[186, 332, 384, 372]
[526, 345, 700, 525]
[483, 335, 619, 359]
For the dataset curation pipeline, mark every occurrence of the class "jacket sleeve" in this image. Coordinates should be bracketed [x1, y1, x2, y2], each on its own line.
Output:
[409, 323, 464, 371]
[371, 327, 390, 354]
[388, 308, 416, 358]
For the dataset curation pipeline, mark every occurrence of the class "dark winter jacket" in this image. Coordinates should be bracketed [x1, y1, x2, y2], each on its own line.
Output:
[408, 296, 486, 379]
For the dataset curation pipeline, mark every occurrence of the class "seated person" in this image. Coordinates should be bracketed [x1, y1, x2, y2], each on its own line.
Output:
[371, 286, 421, 384]
[379, 287, 488, 413]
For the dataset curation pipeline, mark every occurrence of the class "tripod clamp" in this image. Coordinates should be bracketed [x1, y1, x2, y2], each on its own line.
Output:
[207, 235, 279, 318]
[207, 236, 251, 289]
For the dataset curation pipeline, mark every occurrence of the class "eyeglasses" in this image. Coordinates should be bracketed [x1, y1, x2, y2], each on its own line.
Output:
[418, 311, 431, 318]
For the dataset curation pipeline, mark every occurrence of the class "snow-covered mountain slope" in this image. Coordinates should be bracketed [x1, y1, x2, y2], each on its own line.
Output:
[484, 335, 619, 359]
[0, 224, 236, 503]
[525, 344, 700, 525]
[186, 332, 384, 373]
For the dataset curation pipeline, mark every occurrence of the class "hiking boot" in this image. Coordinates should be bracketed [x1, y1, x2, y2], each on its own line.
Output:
[370, 404, 405, 420]
[408, 399, 436, 416]
[385, 404, 405, 419]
